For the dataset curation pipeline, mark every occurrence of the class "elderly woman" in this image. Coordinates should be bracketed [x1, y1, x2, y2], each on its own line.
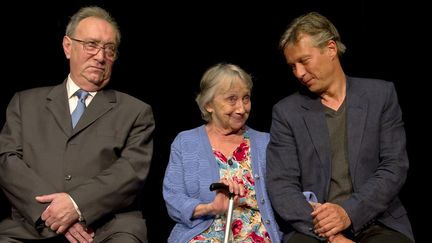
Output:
[163, 63, 280, 242]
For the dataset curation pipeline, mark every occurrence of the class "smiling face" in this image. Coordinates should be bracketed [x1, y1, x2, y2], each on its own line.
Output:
[206, 78, 251, 134]
[284, 34, 338, 95]
[63, 17, 118, 91]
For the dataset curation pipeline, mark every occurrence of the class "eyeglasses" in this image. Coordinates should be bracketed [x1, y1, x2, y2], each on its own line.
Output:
[69, 37, 118, 61]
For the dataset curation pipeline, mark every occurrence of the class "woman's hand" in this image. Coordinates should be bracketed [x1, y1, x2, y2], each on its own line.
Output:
[192, 179, 245, 218]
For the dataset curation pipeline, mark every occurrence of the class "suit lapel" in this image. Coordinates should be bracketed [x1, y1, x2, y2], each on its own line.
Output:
[72, 89, 116, 134]
[346, 79, 368, 181]
[46, 83, 117, 136]
[46, 82, 73, 136]
[302, 97, 332, 193]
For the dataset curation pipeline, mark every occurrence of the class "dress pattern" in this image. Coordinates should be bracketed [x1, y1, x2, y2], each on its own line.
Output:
[190, 131, 270, 243]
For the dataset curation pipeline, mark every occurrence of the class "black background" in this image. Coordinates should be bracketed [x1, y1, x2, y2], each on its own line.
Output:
[0, 1, 427, 242]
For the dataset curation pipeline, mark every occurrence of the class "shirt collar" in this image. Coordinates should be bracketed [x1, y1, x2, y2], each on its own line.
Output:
[66, 74, 97, 98]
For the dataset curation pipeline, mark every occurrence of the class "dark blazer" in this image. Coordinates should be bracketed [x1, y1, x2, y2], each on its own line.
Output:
[266, 76, 414, 242]
[0, 81, 154, 241]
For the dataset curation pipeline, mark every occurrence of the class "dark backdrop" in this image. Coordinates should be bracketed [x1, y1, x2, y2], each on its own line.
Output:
[1, 1, 427, 242]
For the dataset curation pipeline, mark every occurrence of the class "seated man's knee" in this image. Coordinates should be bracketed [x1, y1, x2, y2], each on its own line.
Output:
[102, 232, 143, 243]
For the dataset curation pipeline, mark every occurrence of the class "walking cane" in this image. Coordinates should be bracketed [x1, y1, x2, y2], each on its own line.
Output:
[209, 182, 235, 243]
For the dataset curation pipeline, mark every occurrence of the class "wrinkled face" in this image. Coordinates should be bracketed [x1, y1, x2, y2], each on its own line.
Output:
[63, 17, 118, 91]
[284, 34, 336, 94]
[206, 79, 251, 133]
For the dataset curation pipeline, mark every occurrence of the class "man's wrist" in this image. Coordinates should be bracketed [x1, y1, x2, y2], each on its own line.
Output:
[67, 194, 84, 222]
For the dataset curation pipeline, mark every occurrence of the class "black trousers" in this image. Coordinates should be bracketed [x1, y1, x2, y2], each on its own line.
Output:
[285, 223, 413, 243]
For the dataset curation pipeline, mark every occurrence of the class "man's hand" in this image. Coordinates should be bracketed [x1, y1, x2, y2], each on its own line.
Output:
[64, 222, 94, 243]
[36, 192, 79, 234]
[311, 202, 351, 238]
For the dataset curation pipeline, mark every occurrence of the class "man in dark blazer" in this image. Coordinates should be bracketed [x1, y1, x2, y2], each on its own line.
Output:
[0, 6, 154, 243]
[266, 12, 414, 243]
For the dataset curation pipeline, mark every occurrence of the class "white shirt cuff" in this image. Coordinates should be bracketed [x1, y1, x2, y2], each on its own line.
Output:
[68, 194, 84, 222]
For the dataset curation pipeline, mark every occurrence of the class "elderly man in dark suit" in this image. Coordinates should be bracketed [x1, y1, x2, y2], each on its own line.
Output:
[266, 12, 414, 243]
[0, 6, 154, 243]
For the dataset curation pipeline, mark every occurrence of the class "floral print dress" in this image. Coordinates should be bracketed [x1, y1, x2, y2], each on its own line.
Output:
[190, 131, 271, 243]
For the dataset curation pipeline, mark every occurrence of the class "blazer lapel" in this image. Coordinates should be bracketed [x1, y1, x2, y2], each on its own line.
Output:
[346, 79, 368, 181]
[302, 97, 332, 194]
[72, 89, 116, 134]
[46, 82, 73, 136]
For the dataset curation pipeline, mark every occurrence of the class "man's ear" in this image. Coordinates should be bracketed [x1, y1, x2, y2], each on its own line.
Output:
[326, 39, 338, 59]
[63, 36, 72, 59]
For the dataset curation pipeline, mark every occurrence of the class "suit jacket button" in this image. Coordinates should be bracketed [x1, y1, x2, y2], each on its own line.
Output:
[65, 175, 72, 180]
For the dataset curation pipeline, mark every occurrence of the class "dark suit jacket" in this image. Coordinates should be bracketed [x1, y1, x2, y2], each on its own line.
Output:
[0, 81, 154, 241]
[266, 76, 414, 242]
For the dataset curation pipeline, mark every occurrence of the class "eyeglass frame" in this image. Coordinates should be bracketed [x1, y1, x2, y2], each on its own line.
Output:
[68, 36, 118, 61]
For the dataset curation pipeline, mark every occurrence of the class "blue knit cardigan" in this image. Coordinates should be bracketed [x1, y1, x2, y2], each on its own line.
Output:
[163, 125, 281, 242]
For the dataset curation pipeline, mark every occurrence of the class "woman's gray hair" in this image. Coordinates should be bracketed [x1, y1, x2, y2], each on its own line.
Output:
[196, 63, 253, 122]
[65, 6, 121, 45]
[279, 12, 346, 56]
